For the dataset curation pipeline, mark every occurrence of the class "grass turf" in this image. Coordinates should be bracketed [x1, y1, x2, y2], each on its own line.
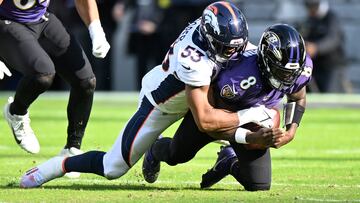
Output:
[0, 92, 359, 202]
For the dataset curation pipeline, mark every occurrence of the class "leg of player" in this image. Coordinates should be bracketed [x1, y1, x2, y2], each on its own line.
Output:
[52, 39, 95, 152]
[200, 143, 271, 191]
[200, 145, 238, 189]
[0, 19, 59, 154]
[40, 14, 95, 154]
[56, 67, 95, 178]
[142, 135, 163, 183]
[20, 150, 107, 188]
[230, 144, 271, 191]
[20, 97, 182, 187]
[41, 13, 97, 178]
[143, 111, 214, 183]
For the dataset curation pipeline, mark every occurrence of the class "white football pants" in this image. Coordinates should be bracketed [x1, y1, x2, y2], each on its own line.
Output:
[103, 95, 184, 179]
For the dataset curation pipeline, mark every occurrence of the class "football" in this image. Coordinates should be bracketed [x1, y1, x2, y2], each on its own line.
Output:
[241, 108, 281, 150]
[241, 108, 281, 130]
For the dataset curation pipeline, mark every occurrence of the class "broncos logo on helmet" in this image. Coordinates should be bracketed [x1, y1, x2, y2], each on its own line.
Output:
[200, 1, 248, 64]
[203, 8, 221, 35]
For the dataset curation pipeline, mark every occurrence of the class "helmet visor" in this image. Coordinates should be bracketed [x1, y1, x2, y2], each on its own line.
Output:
[210, 37, 246, 62]
[267, 58, 303, 86]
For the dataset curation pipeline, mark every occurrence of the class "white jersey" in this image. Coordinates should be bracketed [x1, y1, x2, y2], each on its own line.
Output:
[101, 20, 257, 178]
[141, 19, 218, 114]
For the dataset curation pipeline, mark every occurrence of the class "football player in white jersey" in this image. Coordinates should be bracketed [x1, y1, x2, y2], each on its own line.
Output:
[142, 24, 311, 190]
[20, 1, 281, 188]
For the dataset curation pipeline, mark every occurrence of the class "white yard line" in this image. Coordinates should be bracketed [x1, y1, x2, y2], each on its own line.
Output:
[56, 178, 360, 189]
[295, 197, 360, 202]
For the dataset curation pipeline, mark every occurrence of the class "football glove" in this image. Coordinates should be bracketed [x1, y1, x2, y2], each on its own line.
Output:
[88, 20, 111, 58]
[237, 105, 275, 128]
[0, 60, 12, 80]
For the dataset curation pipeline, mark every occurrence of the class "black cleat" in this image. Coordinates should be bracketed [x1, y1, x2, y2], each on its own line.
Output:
[142, 147, 160, 183]
[200, 145, 237, 189]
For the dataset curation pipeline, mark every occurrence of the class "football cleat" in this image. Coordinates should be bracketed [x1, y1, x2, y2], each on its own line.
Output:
[20, 156, 66, 188]
[58, 147, 83, 178]
[142, 136, 163, 183]
[3, 97, 40, 154]
[200, 145, 237, 189]
[142, 148, 160, 183]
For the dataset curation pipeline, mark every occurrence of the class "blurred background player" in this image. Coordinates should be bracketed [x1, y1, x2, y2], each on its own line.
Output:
[18, 1, 279, 188]
[48, 0, 121, 90]
[297, 0, 350, 93]
[142, 24, 312, 191]
[126, 0, 165, 90]
[0, 0, 110, 164]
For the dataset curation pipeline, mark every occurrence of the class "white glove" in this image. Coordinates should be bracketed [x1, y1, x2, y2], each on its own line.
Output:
[88, 20, 111, 58]
[0, 60, 12, 79]
[237, 105, 275, 128]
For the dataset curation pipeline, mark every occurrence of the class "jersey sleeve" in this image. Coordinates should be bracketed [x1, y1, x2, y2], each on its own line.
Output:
[289, 55, 313, 93]
[175, 50, 213, 87]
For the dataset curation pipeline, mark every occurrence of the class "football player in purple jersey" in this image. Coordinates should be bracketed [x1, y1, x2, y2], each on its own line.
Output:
[142, 24, 313, 191]
[0, 0, 110, 156]
[0, 0, 110, 176]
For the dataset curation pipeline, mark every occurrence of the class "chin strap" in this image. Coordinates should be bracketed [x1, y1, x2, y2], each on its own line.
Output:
[283, 102, 305, 129]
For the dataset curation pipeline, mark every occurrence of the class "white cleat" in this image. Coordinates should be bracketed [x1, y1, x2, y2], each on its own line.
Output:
[20, 156, 66, 188]
[58, 147, 83, 178]
[3, 97, 40, 154]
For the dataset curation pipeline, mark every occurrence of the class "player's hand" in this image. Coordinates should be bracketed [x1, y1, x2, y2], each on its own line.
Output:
[238, 105, 275, 128]
[88, 20, 111, 58]
[246, 128, 284, 147]
[0, 60, 12, 79]
[271, 130, 294, 149]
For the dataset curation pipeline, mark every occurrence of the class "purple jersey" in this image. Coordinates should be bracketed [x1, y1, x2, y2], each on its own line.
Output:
[0, 0, 49, 23]
[213, 49, 313, 110]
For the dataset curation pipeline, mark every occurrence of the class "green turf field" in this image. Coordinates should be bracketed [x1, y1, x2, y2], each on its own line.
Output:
[0, 92, 359, 202]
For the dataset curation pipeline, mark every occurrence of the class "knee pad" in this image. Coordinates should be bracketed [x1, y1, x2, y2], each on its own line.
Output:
[32, 73, 55, 92]
[76, 76, 96, 95]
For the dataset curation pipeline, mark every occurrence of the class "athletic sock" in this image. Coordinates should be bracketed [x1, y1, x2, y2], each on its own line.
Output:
[64, 151, 106, 176]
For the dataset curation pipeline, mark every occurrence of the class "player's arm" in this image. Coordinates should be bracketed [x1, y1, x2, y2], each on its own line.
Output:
[186, 84, 238, 133]
[186, 84, 280, 146]
[74, 0, 110, 58]
[272, 86, 306, 148]
[74, 0, 99, 26]
[0, 0, 3, 5]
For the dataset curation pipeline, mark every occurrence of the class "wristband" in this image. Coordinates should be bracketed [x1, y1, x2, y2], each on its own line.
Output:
[235, 127, 250, 144]
[283, 102, 305, 128]
[88, 19, 105, 40]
